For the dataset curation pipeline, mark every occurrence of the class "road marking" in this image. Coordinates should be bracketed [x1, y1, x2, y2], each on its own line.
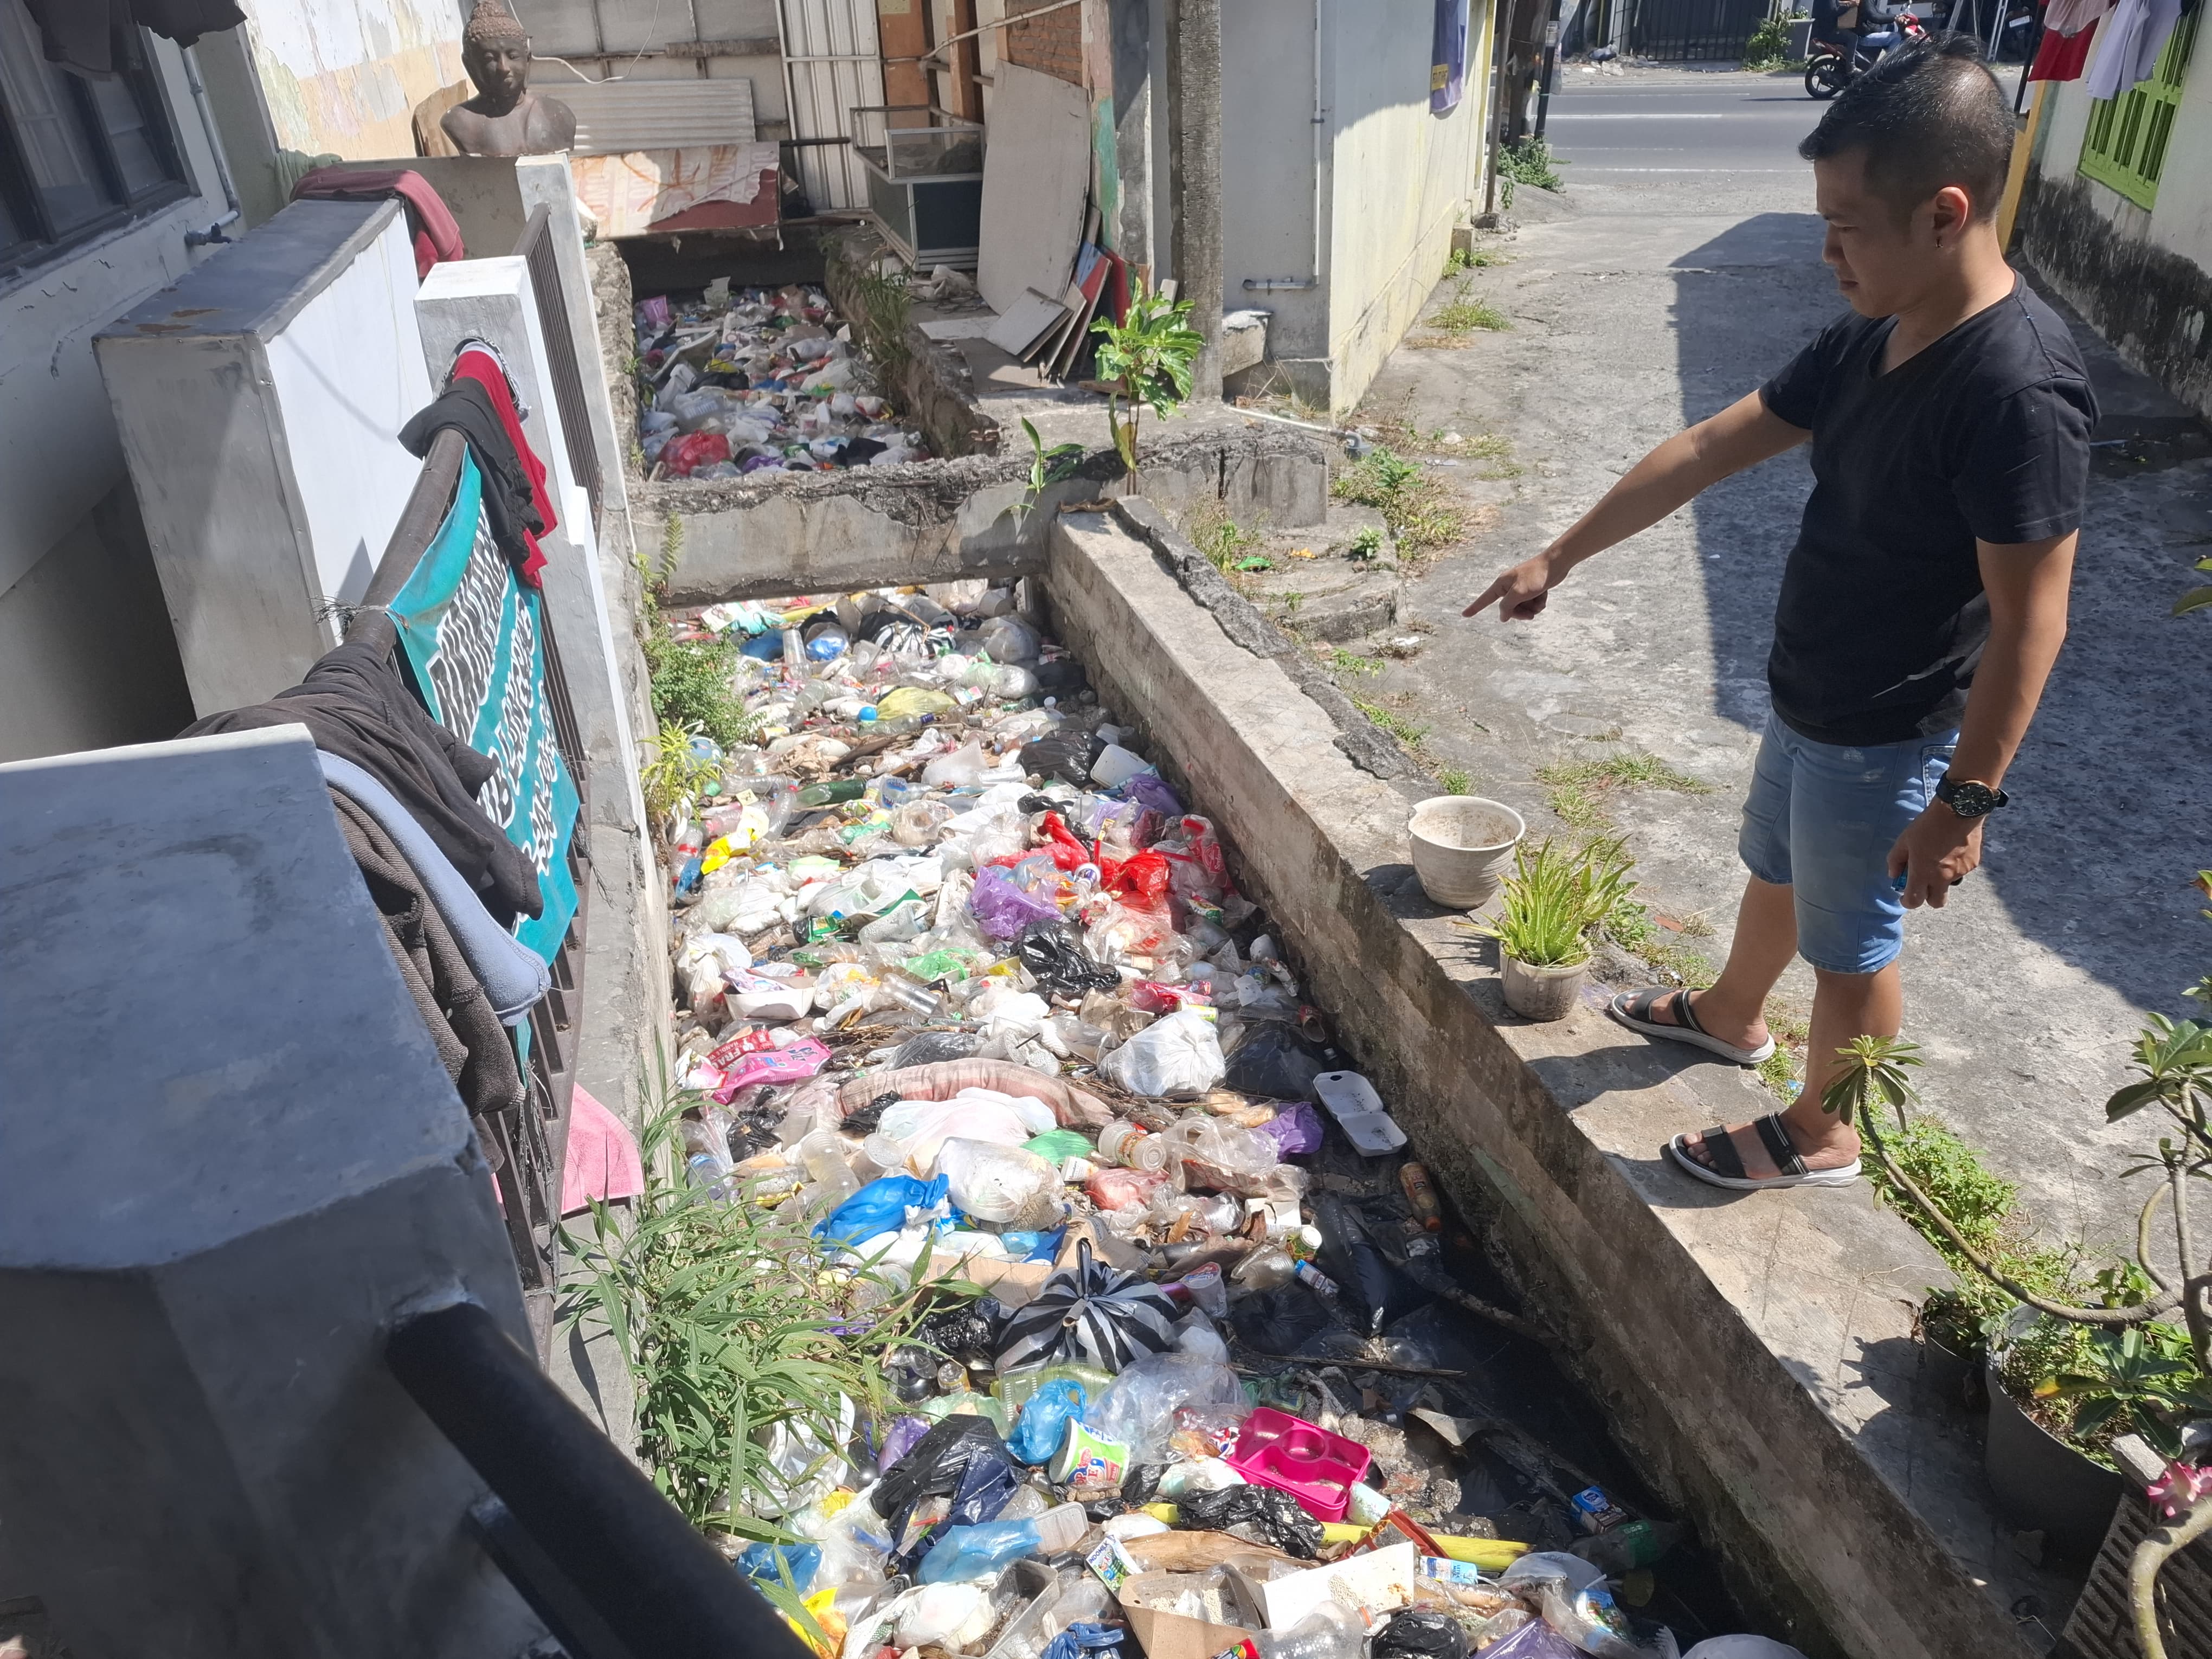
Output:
[1546, 111, 1732, 118]
[1572, 166, 1808, 172]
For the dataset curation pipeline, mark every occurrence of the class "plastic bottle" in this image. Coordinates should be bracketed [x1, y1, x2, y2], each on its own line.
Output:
[798, 778, 869, 807]
[1231, 1244, 1296, 1291]
[1398, 1162, 1442, 1231]
[915, 1503, 1088, 1583]
[1572, 1519, 1682, 1574]
[1292, 1259, 1342, 1304]
[1097, 1119, 1171, 1173]
[1215, 1602, 1367, 1659]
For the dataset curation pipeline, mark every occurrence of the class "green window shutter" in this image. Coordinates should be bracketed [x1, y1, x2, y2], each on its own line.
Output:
[2080, 8, 2198, 210]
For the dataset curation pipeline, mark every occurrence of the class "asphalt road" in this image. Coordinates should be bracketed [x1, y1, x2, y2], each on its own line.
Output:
[1541, 68, 1830, 187]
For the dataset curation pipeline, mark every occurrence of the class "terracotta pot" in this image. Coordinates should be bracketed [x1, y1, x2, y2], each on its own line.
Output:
[1500, 954, 1587, 1021]
[1409, 796, 1526, 909]
[1984, 1311, 2128, 1560]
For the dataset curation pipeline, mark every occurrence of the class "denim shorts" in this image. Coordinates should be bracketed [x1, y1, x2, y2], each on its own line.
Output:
[1737, 711, 1957, 975]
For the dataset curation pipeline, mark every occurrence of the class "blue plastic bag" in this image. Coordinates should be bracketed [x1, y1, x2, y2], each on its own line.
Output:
[1040, 1623, 1127, 1659]
[1006, 1377, 1086, 1465]
[814, 1173, 950, 1250]
[737, 1541, 821, 1593]
[998, 1226, 1066, 1264]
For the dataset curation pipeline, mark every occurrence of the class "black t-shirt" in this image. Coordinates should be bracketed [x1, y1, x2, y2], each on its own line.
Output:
[1758, 279, 2095, 747]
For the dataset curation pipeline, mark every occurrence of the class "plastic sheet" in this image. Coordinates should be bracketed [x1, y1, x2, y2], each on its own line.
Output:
[1101, 1009, 1227, 1099]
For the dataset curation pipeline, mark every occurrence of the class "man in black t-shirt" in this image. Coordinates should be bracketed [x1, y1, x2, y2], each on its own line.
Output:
[1463, 38, 2094, 1192]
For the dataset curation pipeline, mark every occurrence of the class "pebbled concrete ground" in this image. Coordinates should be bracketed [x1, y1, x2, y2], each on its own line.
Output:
[1308, 67, 2212, 1265]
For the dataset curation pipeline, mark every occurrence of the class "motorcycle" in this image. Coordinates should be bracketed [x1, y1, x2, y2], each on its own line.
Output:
[1805, 7, 1928, 98]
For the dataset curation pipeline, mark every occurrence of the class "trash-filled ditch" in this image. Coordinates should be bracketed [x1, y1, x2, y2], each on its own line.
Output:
[632, 281, 931, 479]
[612, 581, 1805, 1659]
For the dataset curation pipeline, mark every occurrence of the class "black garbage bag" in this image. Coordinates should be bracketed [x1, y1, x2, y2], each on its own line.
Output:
[1375, 1611, 1469, 1659]
[1222, 1022, 1333, 1099]
[1315, 1194, 1425, 1338]
[1176, 1483, 1325, 1559]
[1230, 1283, 1343, 1356]
[1121, 1463, 1165, 1506]
[839, 1090, 905, 1135]
[1018, 731, 1101, 788]
[914, 1296, 1008, 1366]
[1017, 924, 1121, 996]
[874, 1414, 1023, 1571]
[888, 1031, 983, 1072]
[1032, 659, 1088, 695]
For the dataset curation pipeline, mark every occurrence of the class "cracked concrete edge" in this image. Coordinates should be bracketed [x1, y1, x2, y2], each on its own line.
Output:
[1108, 497, 1429, 785]
[1041, 510, 2052, 1659]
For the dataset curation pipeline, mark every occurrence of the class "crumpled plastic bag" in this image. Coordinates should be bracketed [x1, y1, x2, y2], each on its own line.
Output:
[1088, 1349, 1248, 1463]
[813, 1173, 950, 1250]
[972, 865, 1063, 940]
[873, 1414, 1021, 1573]
[1102, 1008, 1227, 1099]
[1255, 1099, 1323, 1155]
[1173, 1481, 1324, 1558]
[1223, 1023, 1329, 1100]
[1017, 923, 1121, 995]
[1006, 1376, 1087, 1465]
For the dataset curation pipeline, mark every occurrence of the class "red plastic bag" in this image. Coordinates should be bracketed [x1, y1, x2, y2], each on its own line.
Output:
[1099, 848, 1171, 904]
[663, 432, 732, 477]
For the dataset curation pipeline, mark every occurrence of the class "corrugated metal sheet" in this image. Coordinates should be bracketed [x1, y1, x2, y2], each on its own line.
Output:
[560, 77, 758, 153]
[777, 0, 884, 210]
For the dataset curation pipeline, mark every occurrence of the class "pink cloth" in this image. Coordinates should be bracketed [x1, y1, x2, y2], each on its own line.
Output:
[290, 167, 465, 278]
[561, 1084, 646, 1214]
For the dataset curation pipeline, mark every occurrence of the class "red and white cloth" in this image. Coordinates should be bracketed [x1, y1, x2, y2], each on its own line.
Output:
[452, 345, 557, 588]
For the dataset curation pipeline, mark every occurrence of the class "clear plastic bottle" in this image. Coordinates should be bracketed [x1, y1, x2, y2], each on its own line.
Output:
[1218, 1603, 1366, 1659]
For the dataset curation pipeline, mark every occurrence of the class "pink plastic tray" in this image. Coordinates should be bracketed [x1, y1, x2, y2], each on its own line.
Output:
[1225, 1406, 1373, 1522]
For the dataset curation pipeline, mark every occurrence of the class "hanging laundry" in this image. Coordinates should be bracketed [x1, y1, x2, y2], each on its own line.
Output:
[451, 344, 558, 587]
[290, 167, 465, 279]
[398, 381, 550, 587]
[184, 639, 546, 927]
[328, 789, 527, 1127]
[2085, 0, 2183, 97]
[2030, 15, 2101, 77]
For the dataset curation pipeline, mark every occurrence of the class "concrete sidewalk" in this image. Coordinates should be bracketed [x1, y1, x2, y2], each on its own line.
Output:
[1322, 155, 2212, 1264]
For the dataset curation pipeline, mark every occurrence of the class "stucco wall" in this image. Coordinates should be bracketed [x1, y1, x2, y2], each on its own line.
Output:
[2020, 36, 2212, 419]
[238, 0, 468, 160]
[521, 0, 790, 128]
[1322, 0, 1484, 413]
[1220, 0, 1325, 372]
[0, 37, 232, 762]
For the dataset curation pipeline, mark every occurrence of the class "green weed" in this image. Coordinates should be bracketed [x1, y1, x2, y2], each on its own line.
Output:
[1445, 246, 1507, 273]
[1354, 697, 1431, 748]
[1329, 647, 1384, 678]
[642, 629, 760, 751]
[1536, 749, 1711, 831]
[1190, 503, 1259, 573]
[1348, 524, 1386, 560]
[1432, 288, 1512, 335]
[1437, 766, 1473, 796]
[1334, 446, 1466, 556]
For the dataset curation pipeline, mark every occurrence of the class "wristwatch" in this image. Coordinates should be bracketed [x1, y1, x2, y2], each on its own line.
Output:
[1935, 776, 2009, 818]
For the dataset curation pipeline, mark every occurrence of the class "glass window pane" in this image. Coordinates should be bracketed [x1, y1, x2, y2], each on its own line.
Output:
[0, 9, 118, 234]
[88, 71, 170, 198]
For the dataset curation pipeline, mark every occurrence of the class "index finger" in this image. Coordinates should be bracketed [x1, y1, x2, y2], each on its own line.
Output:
[1462, 576, 1509, 618]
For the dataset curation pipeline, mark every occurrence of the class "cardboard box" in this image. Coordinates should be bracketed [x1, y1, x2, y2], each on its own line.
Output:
[1249, 1541, 1417, 1630]
[1121, 1568, 1266, 1659]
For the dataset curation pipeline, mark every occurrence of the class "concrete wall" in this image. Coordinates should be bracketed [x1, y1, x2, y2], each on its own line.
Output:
[2017, 33, 2212, 419]
[1220, 0, 1326, 371]
[0, 36, 236, 763]
[1321, 0, 1484, 412]
[236, 0, 468, 163]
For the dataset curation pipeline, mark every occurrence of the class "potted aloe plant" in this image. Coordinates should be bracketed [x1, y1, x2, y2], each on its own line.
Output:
[1479, 835, 1636, 1021]
[1825, 905, 2212, 1645]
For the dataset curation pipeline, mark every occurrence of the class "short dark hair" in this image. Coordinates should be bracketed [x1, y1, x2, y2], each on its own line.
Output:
[1799, 36, 2015, 221]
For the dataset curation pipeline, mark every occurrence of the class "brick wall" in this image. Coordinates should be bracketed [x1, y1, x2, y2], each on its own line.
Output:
[1004, 0, 1084, 85]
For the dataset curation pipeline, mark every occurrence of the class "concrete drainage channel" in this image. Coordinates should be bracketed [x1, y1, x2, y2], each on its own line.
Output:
[1037, 506, 2059, 1659]
[597, 228, 2054, 1659]
[590, 234, 1332, 604]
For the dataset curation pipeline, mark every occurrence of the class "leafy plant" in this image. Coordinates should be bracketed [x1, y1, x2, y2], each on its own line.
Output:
[1437, 766, 1473, 796]
[1353, 696, 1430, 748]
[1189, 504, 1258, 573]
[1432, 285, 1512, 335]
[1478, 834, 1637, 969]
[1743, 10, 1809, 69]
[1821, 961, 2212, 1655]
[1329, 647, 1384, 678]
[1348, 523, 1386, 560]
[1445, 245, 1505, 273]
[1091, 279, 1203, 480]
[1013, 416, 1085, 530]
[1499, 137, 1567, 202]
[562, 1088, 938, 1538]
[642, 719, 724, 824]
[642, 628, 760, 751]
[1333, 447, 1466, 556]
[846, 257, 912, 381]
[1536, 749, 1712, 832]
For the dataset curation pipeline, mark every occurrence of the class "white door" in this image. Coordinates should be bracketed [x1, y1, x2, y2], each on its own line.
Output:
[777, 0, 888, 211]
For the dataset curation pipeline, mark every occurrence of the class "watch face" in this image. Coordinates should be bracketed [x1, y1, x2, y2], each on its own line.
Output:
[1945, 781, 2000, 817]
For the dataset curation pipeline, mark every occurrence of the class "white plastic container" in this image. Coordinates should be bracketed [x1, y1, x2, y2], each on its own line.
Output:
[1090, 743, 1155, 789]
[1311, 1070, 1408, 1156]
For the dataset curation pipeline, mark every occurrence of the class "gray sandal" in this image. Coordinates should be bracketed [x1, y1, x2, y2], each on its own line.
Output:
[1667, 1115, 1861, 1191]
[1609, 987, 1776, 1065]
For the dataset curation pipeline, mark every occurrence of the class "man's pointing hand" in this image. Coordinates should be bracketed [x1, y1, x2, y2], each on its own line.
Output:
[1463, 552, 1562, 621]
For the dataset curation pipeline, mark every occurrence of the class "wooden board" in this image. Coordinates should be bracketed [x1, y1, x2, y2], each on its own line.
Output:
[975, 62, 1091, 316]
[984, 288, 1070, 357]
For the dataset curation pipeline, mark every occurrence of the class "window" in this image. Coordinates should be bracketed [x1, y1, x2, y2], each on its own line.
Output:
[0, 13, 189, 276]
[2080, 7, 2198, 211]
